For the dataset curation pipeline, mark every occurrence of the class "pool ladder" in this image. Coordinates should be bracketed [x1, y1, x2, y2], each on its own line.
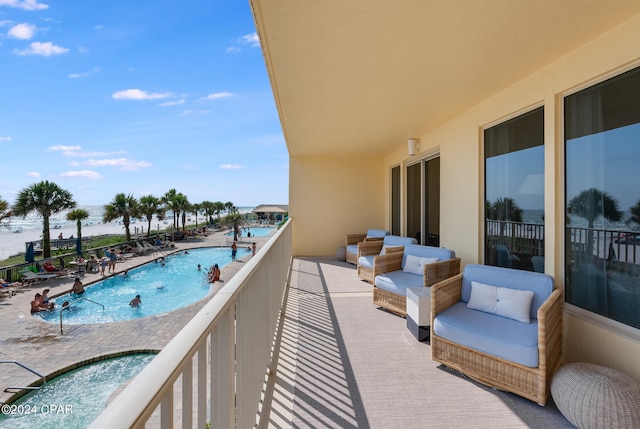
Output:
[59, 298, 105, 335]
[0, 360, 46, 393]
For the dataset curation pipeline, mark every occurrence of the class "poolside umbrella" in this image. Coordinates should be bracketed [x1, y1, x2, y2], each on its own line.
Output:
[25, 242, 35, 263]
[76, 237, 82, 256]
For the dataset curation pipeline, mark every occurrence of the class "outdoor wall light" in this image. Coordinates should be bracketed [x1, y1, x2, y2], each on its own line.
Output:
[408, 138, 420, 156]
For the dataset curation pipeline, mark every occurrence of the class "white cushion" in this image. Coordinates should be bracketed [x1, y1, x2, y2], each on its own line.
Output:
[402, 255, 439, 275]
[467, 281, 534, 323]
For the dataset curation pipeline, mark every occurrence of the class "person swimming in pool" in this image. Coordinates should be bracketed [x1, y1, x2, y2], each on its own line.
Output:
[129, 294, 141, 308]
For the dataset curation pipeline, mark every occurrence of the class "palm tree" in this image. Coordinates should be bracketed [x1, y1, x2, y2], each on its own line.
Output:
[103, 193, 139, 241]
[629, 199, 640, 225]
[138, 195, 164, 236]
[162, 189, 189, 230]
[489, 197, 523, 222]
[568, 188, 622, 255]
[13, 181, 76, 258]
[174, 194, 190, 231]
[0, 195, 11, 223]
[191, 203, 202, 228]
[200, 201, 216, 225]
[213, 201, 225, 223]
[66, 208, 89, 246]
[224, 201, 236, 215]
[225, 213, 245, 241]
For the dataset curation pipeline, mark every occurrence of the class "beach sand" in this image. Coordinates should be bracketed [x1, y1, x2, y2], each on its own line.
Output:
[0, 220, 200, 261]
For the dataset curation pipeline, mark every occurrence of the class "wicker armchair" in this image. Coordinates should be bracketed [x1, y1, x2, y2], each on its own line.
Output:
[372, 248, 460, 316]
[345, 229, 388, 265]
[430, 266, 563, 406]
[356, 235, 417, 282]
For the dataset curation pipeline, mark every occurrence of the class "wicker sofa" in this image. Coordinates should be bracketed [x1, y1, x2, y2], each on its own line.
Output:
[357, 235, 417, 283]
[372, 244, 460, 316]
[431, 264, 563, 406]
[345, 229, 389, 265]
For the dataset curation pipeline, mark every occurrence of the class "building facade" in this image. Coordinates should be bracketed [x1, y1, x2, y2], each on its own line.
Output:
[251, 1, 640, 380]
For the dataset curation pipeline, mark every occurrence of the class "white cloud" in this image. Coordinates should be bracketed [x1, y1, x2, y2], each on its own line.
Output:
[59, 170, 102, 180]
[0, 0, 48, 11]
[86, 158, 152, 171]
[0, 136, 12, 143]
[203, 92, 233, 100]
[226, 46, 240, 53]
[159, 98, 185, 107]
[8, 22, 35, 39]
[15, 41, 69, 56]
[49, 145, 81, 151]
[220, 164, 244, 170]
[112, 89, 172, 100]
[238, 32, 259, 47]
[68, 67, 100, 79]
[179, 109, 209, 117]
[27, 171, 40, 177]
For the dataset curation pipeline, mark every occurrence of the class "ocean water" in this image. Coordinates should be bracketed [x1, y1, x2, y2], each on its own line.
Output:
[0, 206, 257, 233]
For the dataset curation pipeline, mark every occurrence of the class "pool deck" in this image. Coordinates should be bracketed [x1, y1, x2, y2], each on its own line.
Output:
[0, 228, 273, 405]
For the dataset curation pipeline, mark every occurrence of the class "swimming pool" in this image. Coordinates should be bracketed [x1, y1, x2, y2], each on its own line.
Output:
[37, 247, 245, 324]
[224, 226, 275, 237]
[0, 354, 155, 429]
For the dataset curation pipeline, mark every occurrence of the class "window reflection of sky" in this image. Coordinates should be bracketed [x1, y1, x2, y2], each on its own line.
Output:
[566, 123, 640, 214]
[486, 145, 544, 211]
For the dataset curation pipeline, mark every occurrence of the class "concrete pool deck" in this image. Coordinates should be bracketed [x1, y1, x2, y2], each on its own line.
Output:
[0, 228, 274, 406]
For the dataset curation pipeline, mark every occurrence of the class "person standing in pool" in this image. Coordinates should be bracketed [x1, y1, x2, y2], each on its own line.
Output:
[72, 278, 85, 294]
[129, 294, 141, 307]
[231, 241, 237, 261]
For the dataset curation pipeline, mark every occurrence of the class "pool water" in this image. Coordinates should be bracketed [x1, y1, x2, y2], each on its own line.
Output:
[224, 226, 275, 237]
[0, 354, 155, 429]
[38, 247, 245, 324]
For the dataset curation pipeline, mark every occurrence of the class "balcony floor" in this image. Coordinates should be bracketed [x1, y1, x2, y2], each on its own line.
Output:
[263, 257, 573, 429]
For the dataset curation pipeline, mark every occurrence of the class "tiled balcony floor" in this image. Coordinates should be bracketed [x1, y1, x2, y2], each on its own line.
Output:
[263, 257, 573, 429]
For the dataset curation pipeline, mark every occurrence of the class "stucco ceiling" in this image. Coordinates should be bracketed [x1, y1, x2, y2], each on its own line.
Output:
[251, 0, 640, 157]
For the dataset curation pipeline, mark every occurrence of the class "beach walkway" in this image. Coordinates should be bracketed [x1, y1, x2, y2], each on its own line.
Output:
[0, 229, 272, 406]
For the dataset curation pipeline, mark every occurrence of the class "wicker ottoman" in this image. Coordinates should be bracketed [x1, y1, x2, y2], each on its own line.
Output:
[551, 362, 640, 429]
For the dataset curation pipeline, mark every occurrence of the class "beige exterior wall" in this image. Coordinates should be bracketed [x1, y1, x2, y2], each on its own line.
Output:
[379, 14, 640, 379]
[290, 154, 385, 256]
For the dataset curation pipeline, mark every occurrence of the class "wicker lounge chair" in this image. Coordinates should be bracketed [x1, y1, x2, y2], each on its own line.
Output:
[345, 229, 388, 265]
[372, 245, 460, 316]
[431, 264, 563, 405]
[357, 235, 417, 283]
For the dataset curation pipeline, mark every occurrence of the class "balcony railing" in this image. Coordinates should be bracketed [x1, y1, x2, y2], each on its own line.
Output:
[89, 219, 292, 428]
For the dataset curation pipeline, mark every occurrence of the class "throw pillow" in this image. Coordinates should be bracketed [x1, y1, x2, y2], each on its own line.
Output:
[403, 254, 423, 275]
[467, 280, 534, 323]
[402, 255, 439, 275]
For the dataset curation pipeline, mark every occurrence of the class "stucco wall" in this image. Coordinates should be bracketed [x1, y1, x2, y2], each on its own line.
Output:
[290, 154, 385, 257]
[382, 14, 640, 379]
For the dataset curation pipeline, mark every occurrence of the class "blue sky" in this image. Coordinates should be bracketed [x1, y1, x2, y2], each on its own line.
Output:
[0, 0, 288, 207]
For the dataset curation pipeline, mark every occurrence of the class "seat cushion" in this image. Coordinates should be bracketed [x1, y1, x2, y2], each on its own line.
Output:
[346, 244, 358, 257]
[374, 271, 424, 296]
[433, 302, 539, 367]
[358, 255, 375, 269]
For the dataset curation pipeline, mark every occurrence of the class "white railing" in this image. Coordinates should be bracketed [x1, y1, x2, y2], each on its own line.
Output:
[89, 219, 293, 428]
